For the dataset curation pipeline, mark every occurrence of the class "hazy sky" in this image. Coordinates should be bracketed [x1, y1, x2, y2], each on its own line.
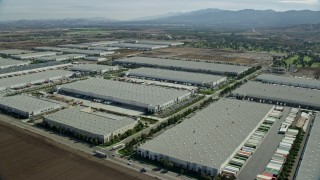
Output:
[0, 0, 319, 21]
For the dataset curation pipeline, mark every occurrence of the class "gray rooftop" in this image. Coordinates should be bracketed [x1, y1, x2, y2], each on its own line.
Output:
[256, 74, 320, 90]
[0, 95, 60, 113]
[296, 113, 320, 180]
[37, 54, 86, 61]
[34, 47, 113, 56]
[110, 43, 168, 49]
[0, 58, 29, 68]
[11, 51, 59, 59]
[0, 49, 33, 56]
[126, 67, 226, 84]
[0, 61, 71, 75]
[115, 57, 249, 75]
[88, 46, 120, 51]
[44, 107, 136, 136]
[139, 99, 273, 169]
[232, 81, 320, 108]
[137, 40, 184, 46]
[71, 64, 118, 72]
[60, 78, 191, 106]
[0, 70, 73, 89]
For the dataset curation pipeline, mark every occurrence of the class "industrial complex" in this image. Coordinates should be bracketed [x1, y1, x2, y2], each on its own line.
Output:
[232, 81, 320, 110]
[0, 58, 30, 69]
[44, 107, 138, 143]
[71, 64, 119, 74]
[295, 113, 320, 180]
[114, 57, 250, 75]
[138, 99, 274, 176]
[58, 78, 192, 113]
[256, 74, 320, 90]
[0, 70, 74, 91]
[125, 67, 227, 87]
[0, 95, 61, 118]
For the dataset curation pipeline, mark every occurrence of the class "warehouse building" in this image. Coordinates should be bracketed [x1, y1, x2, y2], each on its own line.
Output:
[0, 95, 61, 118]
[82, 41, 118, 47]
[256, 74, 320, 90]
[110, 43, 168, 51]
[138, 99, 273, 176]
[0, 58, 30, 69]
[0, 70, 74, 91]
[232, 81, 320, 110]
[58, 78, 192, 113]
[83, 57, 107, 62]
[11, 51, 60, 60]
[114, 57, 249, 76]
[88, 46, 120, 51]
[37, 54, 86, 62]
[58, 49, 114, 56]
[0, 61, 72, 78]
[71, 64, 119, 74]
[44, 107, 138, 143]
[125, 67, 227, 87]
[34, 47, 114, 56]
[137, 40, 184, 46]
[34, 47, 68, 52]
[0, 49, 33, 56]
[295, 113, 320, 180]
[58, 44, 90, 49]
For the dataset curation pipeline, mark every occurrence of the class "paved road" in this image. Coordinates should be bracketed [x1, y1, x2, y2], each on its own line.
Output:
[237, 107, 289, 180]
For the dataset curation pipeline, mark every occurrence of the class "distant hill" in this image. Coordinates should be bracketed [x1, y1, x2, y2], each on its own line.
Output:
[139, 9, 320, 28]
[0, 18, 116, 28]
[1, 9, 319, 29]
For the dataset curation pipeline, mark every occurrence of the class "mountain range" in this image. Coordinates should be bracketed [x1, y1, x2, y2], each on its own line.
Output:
[1, 9, 319, 29]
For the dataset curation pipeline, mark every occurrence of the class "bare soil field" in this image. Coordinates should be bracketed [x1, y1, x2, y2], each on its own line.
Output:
[143, 47, 278, 66]
[291, 67, 320, 79]
[0, 121, 154, 180]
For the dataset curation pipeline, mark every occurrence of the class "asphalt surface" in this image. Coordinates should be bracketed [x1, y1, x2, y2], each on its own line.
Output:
[237, 107, 289, 180]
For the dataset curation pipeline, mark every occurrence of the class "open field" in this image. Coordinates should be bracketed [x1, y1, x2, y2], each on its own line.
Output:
[290, 67, 320, 79]
[0, 120, 154, 180]
[142, 47, 277, 66]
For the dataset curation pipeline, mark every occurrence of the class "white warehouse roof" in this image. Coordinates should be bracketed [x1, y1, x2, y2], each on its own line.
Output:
[115, 57, 249, 75]
[37, 54, 86, 62]
[71, 64, 118, 73]
[59, 78, 191, 106]
[296, 113, 320, 180]
[0, 70, 73, 90]
[126, 67, 226, 85]
[0, 95, 61, 114]
[0, 58, 30, 69]
[139, 99, 273, 172]
[0, 49, 33, 56]
[110, 43, 168, 50]
[137, 40, 184, 46]
[232, 81, 320, 109]
[11, 51, 59, 60]
[256, 74, 320, 90]
[44, 107, 137, 137]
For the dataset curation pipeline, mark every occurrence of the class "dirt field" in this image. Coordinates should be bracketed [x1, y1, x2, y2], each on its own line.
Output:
[142, 47, 278, 66]
[291, 67, 320, 79]
[0, 121, 154, 180]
